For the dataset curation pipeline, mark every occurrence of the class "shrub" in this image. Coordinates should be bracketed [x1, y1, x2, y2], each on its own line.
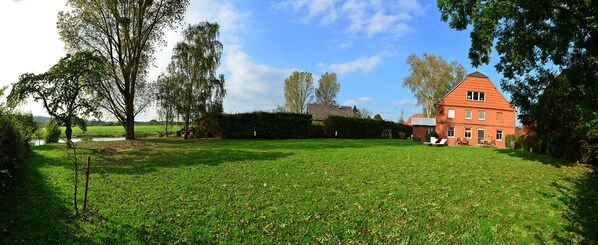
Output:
[221, 112, 312, 139]
[44, 119, 61, 143]
[505, 134, 519, 148]
[323, 116, 412, 139]
[0, 112, 27, 170]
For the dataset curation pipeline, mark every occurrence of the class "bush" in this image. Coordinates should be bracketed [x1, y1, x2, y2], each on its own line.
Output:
[505, 134, 519, 148]
[221, 112, 312, 139]
[0, 112, 27, 170]
[323, 116, 412, 139]
[44, 119, 61, 143]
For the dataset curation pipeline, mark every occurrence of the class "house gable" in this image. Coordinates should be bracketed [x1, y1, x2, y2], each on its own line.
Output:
[436, 72, 514, 111]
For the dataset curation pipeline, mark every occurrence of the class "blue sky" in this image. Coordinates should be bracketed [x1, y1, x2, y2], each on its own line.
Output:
[0, 0, 506, 122]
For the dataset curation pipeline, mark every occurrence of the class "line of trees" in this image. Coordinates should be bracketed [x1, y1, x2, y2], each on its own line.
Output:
[57, 0, 191, 140]
[283, 71, 341, 113]
[156, 22, 226, 139]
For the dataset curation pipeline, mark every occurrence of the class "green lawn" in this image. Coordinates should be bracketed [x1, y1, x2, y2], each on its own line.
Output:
[60, 125, 182, 138]
[1, 139, 597, 243]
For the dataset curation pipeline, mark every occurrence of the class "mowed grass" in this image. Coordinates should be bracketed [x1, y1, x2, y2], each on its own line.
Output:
[61, 125, 181, 138]
[1, 139, 597, 243]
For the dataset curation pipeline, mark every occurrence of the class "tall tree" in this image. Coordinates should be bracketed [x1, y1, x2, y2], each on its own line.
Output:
[164, 22, 225, 139]
[315, 72, 340, 105]
[284, 71, 314, 113]
[57, 0, 190, 140]
[8, 52, 107, 147]
[156, 74, 178, 137]
[438, 0, 598, 137]
[403, 53, 466, 117]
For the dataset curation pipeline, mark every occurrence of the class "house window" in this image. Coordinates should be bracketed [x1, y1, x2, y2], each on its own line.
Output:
[448, 109, 455, 119]
[497, 112, 504, 123]
[464, 128, 472, 139]
[427, 127, 434, 134]
[465, 110, 472, 119]
[467, 91, 485, 101]
[478, 111, 485, 120]
[447, 126, 455, 138]
[496, 130, 503, 141]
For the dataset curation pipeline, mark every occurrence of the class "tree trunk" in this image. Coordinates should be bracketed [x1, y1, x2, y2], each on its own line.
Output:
[65, 121, 73, 148]
[125, 98, 135, 140]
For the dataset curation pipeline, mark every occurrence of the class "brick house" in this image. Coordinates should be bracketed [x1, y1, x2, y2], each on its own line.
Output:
[434, 72, 516, 147]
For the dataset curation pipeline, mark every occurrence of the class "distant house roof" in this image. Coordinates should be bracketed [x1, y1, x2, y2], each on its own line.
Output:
[307, 104, 354, 121]
[405, 113, 425, 126]
[411, 117, 436, 126]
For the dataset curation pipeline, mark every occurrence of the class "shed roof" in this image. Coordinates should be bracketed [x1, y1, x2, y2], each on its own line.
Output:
[411, 118, 436, 126]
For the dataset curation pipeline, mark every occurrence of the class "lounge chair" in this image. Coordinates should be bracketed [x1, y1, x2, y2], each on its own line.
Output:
[433, 138, 447, 147]
[424, 137, 438, 146]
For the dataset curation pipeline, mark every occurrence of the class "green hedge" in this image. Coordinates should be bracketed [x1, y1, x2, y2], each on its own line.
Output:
[323, 116, 412, 139]
[221, 112, 312, 139]
[516, 134, 598, 164]
[0, 112, 29, 170]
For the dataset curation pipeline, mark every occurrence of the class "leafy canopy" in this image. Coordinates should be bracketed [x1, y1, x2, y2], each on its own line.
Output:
[315, 72, 340, 105]
[402, 53, 466, 117]
[8, 51, 107, 144]
[57, 0, 190, 139]
[284, 71, 314, 113]
[438, 0, 598, 137]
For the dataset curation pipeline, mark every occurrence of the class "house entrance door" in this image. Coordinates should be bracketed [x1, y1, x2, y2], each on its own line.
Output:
[477, 129, 485, 145]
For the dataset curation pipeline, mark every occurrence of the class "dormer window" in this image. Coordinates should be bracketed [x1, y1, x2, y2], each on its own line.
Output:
[467, 91, 485, 101]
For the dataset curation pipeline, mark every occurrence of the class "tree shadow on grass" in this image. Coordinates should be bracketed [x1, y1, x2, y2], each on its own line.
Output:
[89, 148, 294, 175]
[493, 148, 571, 168]
[537, 168, 598, 243]
[495, 148, 598, 243]
[148, 137, 419, 148]
[0, 150, 81, 243]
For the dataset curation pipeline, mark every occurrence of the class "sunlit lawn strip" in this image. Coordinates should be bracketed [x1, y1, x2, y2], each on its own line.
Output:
[1, 139, 596, 243]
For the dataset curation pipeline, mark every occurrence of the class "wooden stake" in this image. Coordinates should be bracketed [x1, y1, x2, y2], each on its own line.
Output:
[83, 156, 90, 215]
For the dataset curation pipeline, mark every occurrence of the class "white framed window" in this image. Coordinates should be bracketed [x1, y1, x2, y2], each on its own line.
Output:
[448, 109, 455, 119]
[464, 128, 472, 139]
[467, 91, 485, 101]
[465, 110, 472, 119]
[478, 111, 485, 120]
[496, 130, 503, 141]
[447, 126, 455, 138]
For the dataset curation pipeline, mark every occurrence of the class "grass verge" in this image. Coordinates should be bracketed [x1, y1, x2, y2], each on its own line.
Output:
[1, 139, 596, 243]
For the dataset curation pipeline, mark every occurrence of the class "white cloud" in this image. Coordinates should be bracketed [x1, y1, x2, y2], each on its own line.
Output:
[393, 98, 415, 106]
[342, 96, 376, 106]
[275, 0, 424, 37]
[151, 0, 294, 115]
[358, 96, 376, 104]
[0, 0, 68, 117]
[223, 45, 293, 113]
[325, 55, 382, 74]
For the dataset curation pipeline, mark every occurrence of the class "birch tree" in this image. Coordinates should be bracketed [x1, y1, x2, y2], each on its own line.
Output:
[402, 53, 466, 117]
[284, 71, 314, 113]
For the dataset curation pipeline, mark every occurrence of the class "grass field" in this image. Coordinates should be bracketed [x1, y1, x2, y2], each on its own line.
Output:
[1, 139, 597, 243]
[60, 125, 182, 138]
